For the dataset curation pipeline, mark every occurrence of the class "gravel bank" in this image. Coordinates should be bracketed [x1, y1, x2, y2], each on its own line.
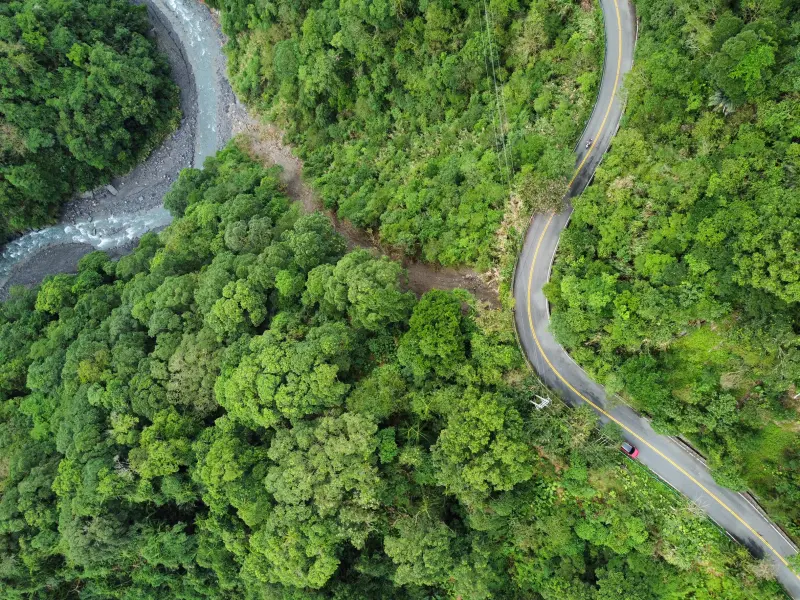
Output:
[59, 1, 197, 226]
[0, 0, 495, 308]
[0, 0, 232, 298]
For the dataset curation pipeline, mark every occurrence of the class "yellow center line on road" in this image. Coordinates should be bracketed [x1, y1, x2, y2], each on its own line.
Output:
[567, 0, 623, 188]
[526, 215, 794, 570]
[523, 0, 799, 575]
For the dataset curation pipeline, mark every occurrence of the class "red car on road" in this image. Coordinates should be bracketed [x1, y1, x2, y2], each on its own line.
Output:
[621, 442, 639, 459]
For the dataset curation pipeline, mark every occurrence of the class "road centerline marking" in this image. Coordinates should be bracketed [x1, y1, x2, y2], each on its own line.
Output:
[522, 0, 799, 577]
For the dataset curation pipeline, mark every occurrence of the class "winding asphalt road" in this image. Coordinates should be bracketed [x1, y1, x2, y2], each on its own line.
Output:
[513, 0, 800, 595]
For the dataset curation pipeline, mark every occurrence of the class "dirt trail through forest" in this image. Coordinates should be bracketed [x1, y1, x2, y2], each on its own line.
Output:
[235, 120, 499, 306]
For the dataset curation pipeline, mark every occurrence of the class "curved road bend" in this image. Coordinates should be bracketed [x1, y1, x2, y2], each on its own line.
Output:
[513, 0, 800, 595]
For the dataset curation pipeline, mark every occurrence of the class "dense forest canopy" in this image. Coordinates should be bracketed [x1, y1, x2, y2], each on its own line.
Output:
[0, 144, 787, 598]
[0, 0, 180, 241]
[209, 0, 601, 271]
[546, 0, 800, 537]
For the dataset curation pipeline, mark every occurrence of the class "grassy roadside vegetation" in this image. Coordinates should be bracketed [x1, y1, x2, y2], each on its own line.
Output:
[546, 0, 800, 539]
[0, 0, 180, 242]
[207, 0, 602, 286]
[0, 143, 788, 598]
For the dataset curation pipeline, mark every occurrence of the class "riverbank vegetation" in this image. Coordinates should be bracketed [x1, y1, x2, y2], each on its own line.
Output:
[547, 0, 800, 538]
[210, 0, 601, 277]
[0, 0, 180, 242]
[0, 144, 786, 598]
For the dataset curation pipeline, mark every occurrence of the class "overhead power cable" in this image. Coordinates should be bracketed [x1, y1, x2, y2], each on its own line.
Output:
[482, 0, 514, 198]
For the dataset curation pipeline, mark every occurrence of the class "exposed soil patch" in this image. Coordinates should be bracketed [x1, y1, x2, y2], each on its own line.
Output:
[235, 120, 499, 306]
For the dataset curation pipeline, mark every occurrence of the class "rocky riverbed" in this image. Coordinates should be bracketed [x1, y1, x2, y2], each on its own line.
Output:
[0, 0, 496, 306]
[0, 0, 237, 298]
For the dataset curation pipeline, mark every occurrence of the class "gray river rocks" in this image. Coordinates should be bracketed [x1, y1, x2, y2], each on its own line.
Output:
[0, 0, 241, 296]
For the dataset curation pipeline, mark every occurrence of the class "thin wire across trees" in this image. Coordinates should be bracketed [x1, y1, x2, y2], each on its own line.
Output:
[482, 0, 514, 200]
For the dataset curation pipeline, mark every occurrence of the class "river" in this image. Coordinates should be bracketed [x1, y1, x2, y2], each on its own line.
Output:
[0, 0, 229, 289]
